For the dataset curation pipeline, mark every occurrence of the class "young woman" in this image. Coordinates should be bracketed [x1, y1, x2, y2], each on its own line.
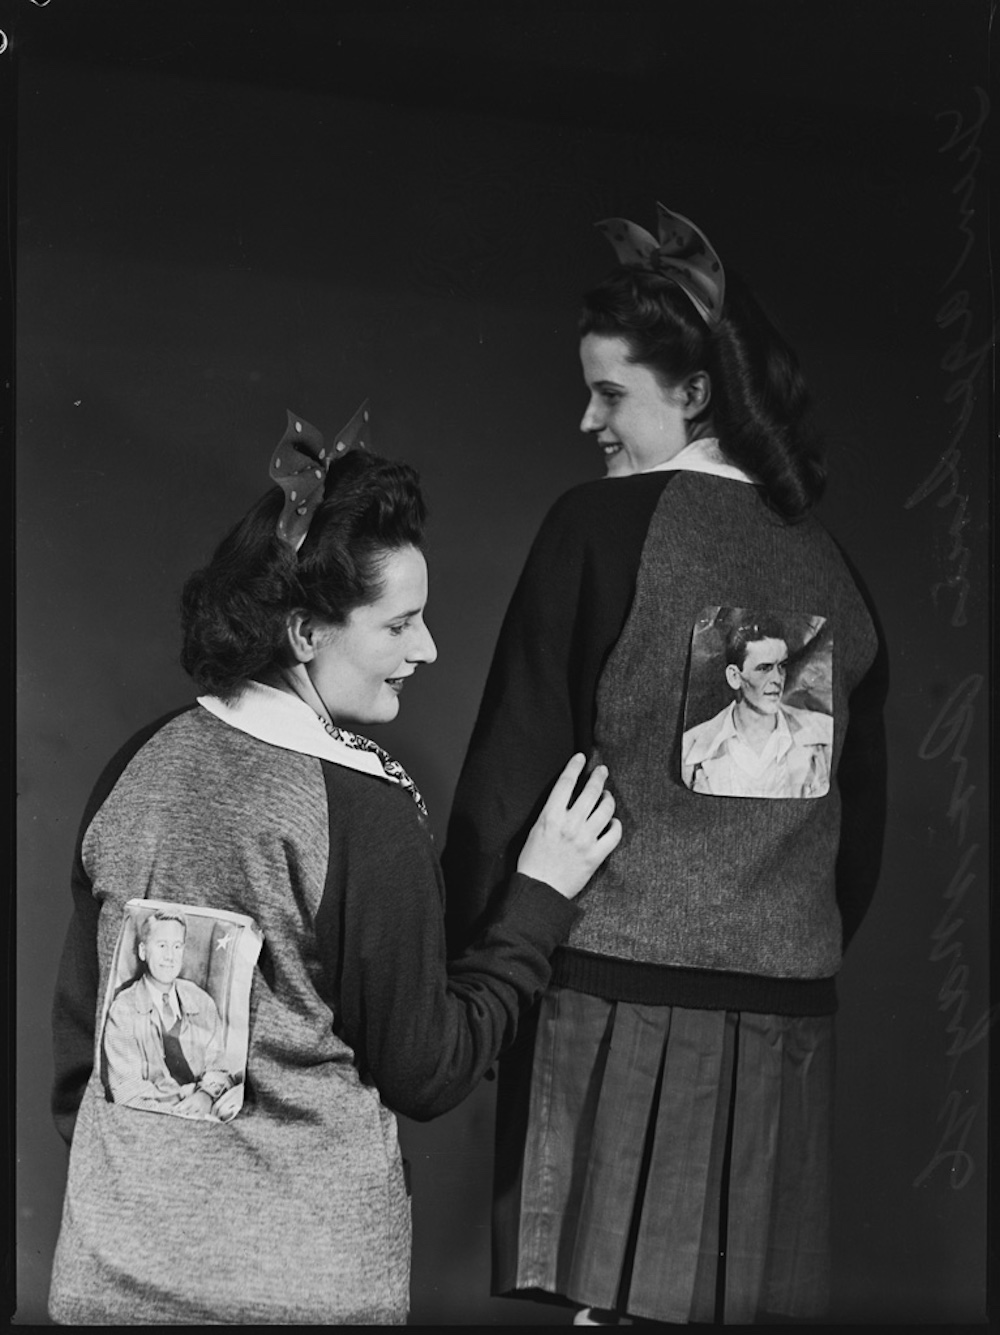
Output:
[443, 205, 888, 1325]
[48, 406, 621, 1325]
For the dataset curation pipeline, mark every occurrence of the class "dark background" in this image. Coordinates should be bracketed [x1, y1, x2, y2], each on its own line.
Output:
[11, 1, 994, 1326]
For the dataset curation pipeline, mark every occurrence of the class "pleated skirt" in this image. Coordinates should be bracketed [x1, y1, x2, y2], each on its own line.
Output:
[492, 986, 834, 1325]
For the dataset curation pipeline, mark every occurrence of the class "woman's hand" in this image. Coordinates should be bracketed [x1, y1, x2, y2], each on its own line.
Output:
[517, 754, 622, 899]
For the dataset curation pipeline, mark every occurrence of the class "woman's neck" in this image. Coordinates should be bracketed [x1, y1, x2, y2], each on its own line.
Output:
[267, 664, 333, 726]
[687, 418, 718, 445]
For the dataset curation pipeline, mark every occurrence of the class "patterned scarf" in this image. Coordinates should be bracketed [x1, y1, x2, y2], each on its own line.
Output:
[314, 713, 429, 822]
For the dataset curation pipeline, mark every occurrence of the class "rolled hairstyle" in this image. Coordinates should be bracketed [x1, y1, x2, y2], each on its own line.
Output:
[181, 450, 427, 699]
[579, 266, 826, 521]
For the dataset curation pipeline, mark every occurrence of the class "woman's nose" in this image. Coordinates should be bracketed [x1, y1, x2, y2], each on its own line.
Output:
[410, 620, 438, 665]
[580, 397, 603, 433]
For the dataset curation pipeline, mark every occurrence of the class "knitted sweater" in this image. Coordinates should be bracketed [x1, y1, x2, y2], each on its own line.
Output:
[49, 684, 578, 1325]
[443, 469, 888, 1016]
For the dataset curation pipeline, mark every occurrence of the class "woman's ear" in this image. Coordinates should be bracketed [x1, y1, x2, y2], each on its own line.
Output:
[285, 610, 319, 664]
[681, 371, 712, 416]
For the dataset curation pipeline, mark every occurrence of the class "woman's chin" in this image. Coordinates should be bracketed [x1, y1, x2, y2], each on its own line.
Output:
[604, 453, 634, 478]
[371, 691, 402, 724]
[334, 696, 401, 730]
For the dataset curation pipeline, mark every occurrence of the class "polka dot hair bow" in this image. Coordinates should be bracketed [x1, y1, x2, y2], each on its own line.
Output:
[594, 202, 725, 327]
[269, 401, 371, 552]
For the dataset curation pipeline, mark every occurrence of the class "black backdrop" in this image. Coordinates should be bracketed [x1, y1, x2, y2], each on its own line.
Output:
[11, 1, 994, 1326]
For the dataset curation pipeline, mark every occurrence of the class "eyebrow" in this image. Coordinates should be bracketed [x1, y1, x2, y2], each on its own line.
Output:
[382, 606, 424, 624]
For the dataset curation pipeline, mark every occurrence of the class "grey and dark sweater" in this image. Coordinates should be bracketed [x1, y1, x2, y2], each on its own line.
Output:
[49, 689, 578, 1325]
[443, 470, 888, 1016]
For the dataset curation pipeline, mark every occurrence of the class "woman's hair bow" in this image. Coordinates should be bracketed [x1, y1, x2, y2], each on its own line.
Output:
[269, 401, 371, 551]
[594, 202, 725, 327]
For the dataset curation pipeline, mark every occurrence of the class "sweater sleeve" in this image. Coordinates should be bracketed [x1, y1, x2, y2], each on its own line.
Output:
[51, 706, 194, 1145]
[317, 775, 580, 1122]
[441, 476, 670, 951]
[835, 579, 890, 950]
[51, 855, 103, 1144]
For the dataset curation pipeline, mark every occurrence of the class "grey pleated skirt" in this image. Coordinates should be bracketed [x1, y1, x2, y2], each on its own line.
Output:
[492, 986, 834, 1325]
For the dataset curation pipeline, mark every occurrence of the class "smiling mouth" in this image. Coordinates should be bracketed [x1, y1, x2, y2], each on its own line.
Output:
[600, 440, 622, 456]
[385, 677, 409, 692]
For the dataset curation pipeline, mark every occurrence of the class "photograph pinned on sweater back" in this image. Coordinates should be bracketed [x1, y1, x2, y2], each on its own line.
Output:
[99, 901, 263, 1122]
[681, 608, 833, 799]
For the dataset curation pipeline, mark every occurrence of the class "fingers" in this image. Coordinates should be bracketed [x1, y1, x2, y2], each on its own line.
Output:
[596, 815, 623, 853]
[544, 757, 617, 827]
[586, 787, 617, 832]
[546, 752, 588, 808]
[572, 762, 610, 816]
[517, 757, 623, 897]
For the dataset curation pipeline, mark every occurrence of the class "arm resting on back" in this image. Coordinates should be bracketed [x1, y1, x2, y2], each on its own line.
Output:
[318, 777, 580, 1122]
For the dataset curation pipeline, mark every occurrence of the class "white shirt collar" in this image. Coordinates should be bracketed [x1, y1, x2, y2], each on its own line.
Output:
[643, 437, 756, 483]
[197, 681, 392, 781]
[140, 977, 179, 1016]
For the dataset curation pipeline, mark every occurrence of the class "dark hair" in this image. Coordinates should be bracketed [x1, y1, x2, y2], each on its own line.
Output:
[180, 451, 426, 698]
[724, 615, 788, 671]
[579, 266, 826, 520]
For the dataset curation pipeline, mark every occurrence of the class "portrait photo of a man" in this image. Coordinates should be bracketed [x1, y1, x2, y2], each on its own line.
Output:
[99, 900, 262, 1122]
[681, 610, 833, 799]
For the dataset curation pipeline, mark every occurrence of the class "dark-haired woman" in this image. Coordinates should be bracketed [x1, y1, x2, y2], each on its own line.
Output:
[48, 407, 621, 1326]
[443, 206, 888, 1325]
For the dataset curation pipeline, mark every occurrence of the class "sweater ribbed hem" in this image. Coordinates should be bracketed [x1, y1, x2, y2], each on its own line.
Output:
[551, 947, 838, 1016]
